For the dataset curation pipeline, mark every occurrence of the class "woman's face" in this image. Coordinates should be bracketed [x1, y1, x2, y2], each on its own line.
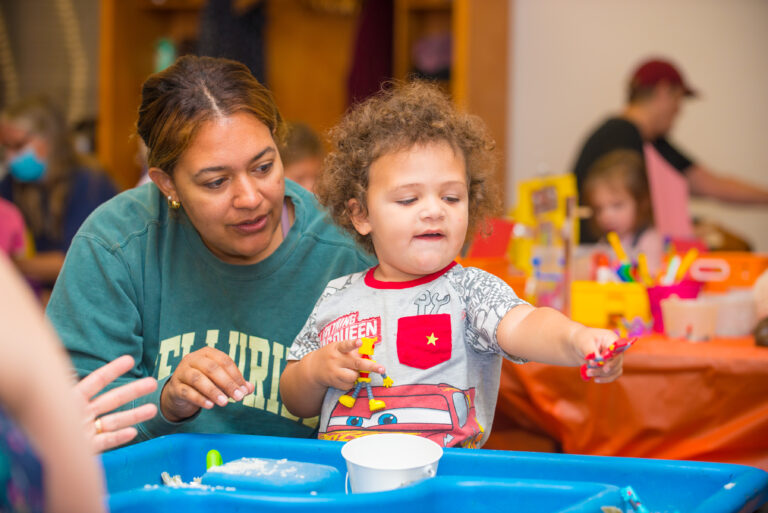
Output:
[152, 112, 286, 265]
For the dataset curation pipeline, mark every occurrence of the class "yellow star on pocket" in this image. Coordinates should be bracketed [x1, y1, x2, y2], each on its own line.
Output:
[426, 333, 438, 345]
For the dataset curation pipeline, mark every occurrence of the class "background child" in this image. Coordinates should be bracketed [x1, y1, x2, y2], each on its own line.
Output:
[280, 82, 622, 448]
[279, 121, 324, 193]
[0, 197, 26, 259]
[581, 149, 663, 274]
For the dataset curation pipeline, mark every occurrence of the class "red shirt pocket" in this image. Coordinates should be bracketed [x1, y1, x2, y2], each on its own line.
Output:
[397, 313, 452, 369]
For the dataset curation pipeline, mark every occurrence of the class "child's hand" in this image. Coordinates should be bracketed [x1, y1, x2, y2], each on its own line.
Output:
[305, 338, 387, 391]
[570, 326, 623, 383]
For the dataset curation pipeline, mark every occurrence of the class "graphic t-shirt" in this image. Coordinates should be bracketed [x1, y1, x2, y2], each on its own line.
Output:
[287, 262, 527, 448]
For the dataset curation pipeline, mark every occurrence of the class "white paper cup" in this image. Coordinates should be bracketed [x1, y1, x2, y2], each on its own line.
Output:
[341, 433, 443, 493]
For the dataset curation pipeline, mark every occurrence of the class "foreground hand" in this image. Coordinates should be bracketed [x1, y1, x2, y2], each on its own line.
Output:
[571, 326, 623, 383]
[160, 346, 255, 422]
[305, 338, 385, 391]
[74, 355, 158, 452]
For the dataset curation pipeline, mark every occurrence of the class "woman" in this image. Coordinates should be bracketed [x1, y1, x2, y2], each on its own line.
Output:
[46, 55, 374, 441]
[0, 97, 117, 295]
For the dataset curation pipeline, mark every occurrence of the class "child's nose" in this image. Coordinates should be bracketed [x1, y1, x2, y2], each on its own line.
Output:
[419, 196, 445, 220]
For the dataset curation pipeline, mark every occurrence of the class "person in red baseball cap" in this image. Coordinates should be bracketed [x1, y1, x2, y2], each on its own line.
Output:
[572, 56, 768, 245]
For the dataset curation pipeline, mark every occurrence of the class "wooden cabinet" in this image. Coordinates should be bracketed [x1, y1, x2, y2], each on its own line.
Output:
[98, 0, 357, 189]
[394, 0, 509, 195]
[98, 0, 508, 197]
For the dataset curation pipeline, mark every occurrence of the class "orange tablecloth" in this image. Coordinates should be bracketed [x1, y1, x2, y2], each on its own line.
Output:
[485, 335, 768, 471]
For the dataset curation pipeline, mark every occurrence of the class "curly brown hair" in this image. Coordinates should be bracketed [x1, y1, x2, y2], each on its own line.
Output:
[316, 81, 500, 254]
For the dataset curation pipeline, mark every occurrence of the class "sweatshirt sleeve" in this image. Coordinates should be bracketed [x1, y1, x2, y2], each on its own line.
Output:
[45, 232, 169, 441]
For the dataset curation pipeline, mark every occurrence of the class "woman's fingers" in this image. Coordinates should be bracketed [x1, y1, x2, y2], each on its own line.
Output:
[87, 377, 157, 417]
[75, 354, 136, 400]
[197, 349, 252, 401]
[97, 403, 158, 433]
[161, 347, 256, 421]
[92, 427, 140, 453]
[89, 403, 157, 452]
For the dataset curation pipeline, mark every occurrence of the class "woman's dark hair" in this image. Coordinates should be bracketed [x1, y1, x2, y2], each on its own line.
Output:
[137, 55, 285, 175]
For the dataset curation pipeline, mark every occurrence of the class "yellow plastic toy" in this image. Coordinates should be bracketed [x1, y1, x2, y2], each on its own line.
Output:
[338, 337, 394, 412]
[509, 173, 579, 277]
[570, 281, 650, 330]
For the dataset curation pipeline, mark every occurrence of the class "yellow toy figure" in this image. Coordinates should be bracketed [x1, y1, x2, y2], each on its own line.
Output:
[338, 337, 394, 411]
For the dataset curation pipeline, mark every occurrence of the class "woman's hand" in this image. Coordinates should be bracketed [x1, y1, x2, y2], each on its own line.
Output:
[570, 326, 623, 383]
[160, 346, 255, 422]
[74, 355, 159, 452]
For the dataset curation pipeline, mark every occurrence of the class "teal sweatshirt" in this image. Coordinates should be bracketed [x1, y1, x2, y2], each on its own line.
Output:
[46, 180, 374, 442]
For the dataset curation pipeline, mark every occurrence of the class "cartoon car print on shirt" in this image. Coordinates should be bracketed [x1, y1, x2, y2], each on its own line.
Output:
[319, 383, 483, 448]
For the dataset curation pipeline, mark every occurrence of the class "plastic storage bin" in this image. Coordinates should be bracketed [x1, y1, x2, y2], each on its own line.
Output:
[692, 252, 768, 293]
[660, 296, 718, 341]
[570, 281, 650, 329]
[646, 281, 702, 333]
[102, 433, 768, 513]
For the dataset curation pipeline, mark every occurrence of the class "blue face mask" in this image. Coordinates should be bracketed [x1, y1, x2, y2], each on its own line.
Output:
[8, 146, 47, 182]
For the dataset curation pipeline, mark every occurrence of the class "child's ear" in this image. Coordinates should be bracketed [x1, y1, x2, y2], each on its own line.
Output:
[347, 199, 372, 236]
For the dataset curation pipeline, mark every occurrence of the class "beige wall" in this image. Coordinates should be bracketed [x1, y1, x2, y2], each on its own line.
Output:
[508, 0, 768, 251]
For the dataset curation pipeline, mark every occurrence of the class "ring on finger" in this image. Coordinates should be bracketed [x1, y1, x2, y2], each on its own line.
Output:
[94, 418, 103, 435]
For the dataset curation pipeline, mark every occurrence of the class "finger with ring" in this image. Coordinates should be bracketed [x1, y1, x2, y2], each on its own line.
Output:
[94, 418, 103, 434]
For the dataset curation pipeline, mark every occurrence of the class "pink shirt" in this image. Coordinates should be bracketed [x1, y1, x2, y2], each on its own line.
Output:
[0, 198, 26, 257]
[643, 143, 694, 239]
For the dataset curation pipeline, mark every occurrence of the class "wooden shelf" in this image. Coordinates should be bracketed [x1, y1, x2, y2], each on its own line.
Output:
[393, 0, 509, 197]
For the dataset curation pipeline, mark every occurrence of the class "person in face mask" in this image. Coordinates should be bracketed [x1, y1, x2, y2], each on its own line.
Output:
[0, 97, 117, 300]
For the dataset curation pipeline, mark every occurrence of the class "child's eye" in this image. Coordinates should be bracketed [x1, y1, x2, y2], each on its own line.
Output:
[443, 196, 461, 203]
[396, 198, 416, 205]
[204, 178, 227, 189]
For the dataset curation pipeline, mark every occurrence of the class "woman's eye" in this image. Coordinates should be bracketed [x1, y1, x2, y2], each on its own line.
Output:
[204, 178, 226, 189]
[254, 162, 273, 174]
[396, 198, 416, 205]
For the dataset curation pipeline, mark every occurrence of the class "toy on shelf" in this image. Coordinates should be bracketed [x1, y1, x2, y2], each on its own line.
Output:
[580, 337, 636, 381]
[510, 173, 578, 312]
[338, 337, 394, 411]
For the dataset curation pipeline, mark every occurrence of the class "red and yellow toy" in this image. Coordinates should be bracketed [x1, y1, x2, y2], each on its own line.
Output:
[580, 337, 636, 381]
[338, 337, 394, 411]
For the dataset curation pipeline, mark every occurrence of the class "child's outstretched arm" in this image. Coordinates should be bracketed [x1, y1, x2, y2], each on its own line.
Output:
[280, 339, 387, 418]
[497, 305, 622, 383]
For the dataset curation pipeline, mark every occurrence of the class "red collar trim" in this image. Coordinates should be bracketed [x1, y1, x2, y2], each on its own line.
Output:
[364, 261, 458, 289]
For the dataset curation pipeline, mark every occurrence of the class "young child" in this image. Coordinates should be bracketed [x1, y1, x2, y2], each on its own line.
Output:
[582, 149, 663, 274]
[280, 82, 622, 448]
[279, 121, 324, 193]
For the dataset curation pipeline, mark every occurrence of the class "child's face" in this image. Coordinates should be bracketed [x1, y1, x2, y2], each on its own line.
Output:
[351, 142, 469, 282]
[589, 182, 638, 239]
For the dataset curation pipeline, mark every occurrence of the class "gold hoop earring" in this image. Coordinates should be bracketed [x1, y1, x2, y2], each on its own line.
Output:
[167, 195, 181, 210]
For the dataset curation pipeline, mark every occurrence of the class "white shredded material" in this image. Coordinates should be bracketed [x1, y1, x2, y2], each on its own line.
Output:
[159, 471, 235, 491]
[205, 457, 305, 479]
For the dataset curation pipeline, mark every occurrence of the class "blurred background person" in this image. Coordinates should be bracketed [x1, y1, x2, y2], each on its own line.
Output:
[0, 196, 27, 260]
[572, 57, 768, 246]
[0, 96, 117, 301]
[279, 121, 324, 193]
[581, 149, 663, 274]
